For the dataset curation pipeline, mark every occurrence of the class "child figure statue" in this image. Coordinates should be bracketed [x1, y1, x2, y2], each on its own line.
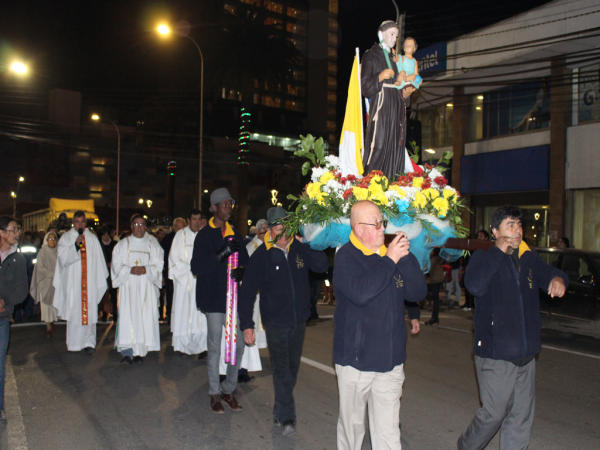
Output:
[395, 37, 422, 90]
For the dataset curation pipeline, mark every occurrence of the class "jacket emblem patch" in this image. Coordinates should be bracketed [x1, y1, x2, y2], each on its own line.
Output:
[528, 269, 533, 289]
[296, 255, 304, 269]
[394, 275, 404, 288]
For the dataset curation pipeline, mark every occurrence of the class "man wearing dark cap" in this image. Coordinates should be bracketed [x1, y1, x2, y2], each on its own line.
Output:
[191, 188, 249, 414]
[238, 206, 328, 437]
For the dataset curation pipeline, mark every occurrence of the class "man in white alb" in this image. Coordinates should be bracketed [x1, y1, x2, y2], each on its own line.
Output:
[111, 214, 164, 364]
[53, 211, 108, 354]
[169, 209, 208, 358]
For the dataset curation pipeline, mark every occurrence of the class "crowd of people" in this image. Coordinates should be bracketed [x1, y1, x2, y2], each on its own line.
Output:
[0, 196, 570, 449]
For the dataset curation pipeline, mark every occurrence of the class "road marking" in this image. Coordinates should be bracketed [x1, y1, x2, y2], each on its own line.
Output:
[5, 356, 28, 450]
[300, 357, 336, 375]
[425, 322, 600, 360]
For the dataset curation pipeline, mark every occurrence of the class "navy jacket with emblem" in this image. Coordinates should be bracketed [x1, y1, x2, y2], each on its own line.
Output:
[238, 237, 328, 330]
[332, 238, 426, 373]
[465, 242, 568, 361]
[191, 222, 249, 314]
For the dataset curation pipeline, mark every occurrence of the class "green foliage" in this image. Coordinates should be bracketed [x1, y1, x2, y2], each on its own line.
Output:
[407, 140, 420, 163]
[295, 134, 326, 169]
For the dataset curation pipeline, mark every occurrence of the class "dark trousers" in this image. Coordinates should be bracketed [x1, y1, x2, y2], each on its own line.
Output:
[428, 282, 442, 321]
[464, 289, 475, 309]
[162, 279, 174, 320]
[265, 323, 306, 424]
[0, 317, 10, 410]
[309, 277, 321, 320]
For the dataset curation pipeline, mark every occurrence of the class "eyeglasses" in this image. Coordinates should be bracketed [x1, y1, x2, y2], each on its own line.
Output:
[47, 238, 57, 241]
[132, 223, 146, 228]
[5, 228, 22, 234]
[359, 220, 388, 230]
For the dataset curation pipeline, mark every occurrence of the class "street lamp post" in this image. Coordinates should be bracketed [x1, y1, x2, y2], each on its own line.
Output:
[158, 24, 204, 208]
[11, 176, 25, 218]
[92, 115, 121, 235]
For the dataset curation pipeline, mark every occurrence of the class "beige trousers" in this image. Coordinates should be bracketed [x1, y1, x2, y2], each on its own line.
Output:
[336, 363, 405, 450]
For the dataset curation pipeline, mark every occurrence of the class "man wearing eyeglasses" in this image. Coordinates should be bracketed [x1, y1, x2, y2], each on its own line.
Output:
[111, 215, 164, 364]
[53, 211, 108, 354]
[333, 200, 427, 450]
[0, 216, 29, 423]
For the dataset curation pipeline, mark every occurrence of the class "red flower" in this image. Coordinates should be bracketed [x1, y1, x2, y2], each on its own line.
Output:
[434, 176, 448, 187]
[425, 163, 434, 170]
[347, 174, 356, 181]
[339, 177, 347, 184]
[343, 188, 354, 199]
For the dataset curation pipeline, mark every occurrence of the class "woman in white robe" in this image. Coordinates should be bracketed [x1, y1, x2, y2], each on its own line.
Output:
[30, 231, 59, 337]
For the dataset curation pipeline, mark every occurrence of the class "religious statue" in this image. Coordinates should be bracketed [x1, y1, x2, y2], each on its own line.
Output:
[362, 21, 416, 180]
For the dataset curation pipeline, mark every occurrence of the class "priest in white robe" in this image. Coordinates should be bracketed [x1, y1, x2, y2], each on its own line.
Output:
[169, 209, 208, 357]
[53, 212, 108, 354]
[111, 215, 163, 363]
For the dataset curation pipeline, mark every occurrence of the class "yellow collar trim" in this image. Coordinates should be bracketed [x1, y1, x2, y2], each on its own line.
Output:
[518, 240, 530, 258]
[350, 231, 387, 256]
[209, 217, 234, 238]
[264, 230, 293, 251]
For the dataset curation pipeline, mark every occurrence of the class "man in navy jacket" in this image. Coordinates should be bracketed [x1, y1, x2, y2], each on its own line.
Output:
[333, 201, 427, 450]
[191, 188, 249, 414]
[458, 205, 568, 450]
[239, 206, 328, 437]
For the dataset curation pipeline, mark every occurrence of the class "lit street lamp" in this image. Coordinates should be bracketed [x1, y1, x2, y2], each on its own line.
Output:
[12, 176, 25, 218]
[10, 62, 27, 74]
[92, 114, 121, 235]
[157, 23, 204, 208]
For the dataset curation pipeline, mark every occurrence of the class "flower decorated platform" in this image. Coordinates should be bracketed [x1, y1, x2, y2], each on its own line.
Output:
[283, 135, 469, 271]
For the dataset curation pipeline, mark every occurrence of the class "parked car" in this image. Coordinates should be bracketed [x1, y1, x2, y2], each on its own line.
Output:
[534, 247, 600, 339]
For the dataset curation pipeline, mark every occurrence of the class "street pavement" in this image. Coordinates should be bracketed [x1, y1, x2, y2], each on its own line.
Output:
[1, 303, 600, 450]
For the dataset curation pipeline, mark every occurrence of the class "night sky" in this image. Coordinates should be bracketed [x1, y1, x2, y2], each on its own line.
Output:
[0, 0, 554, 131]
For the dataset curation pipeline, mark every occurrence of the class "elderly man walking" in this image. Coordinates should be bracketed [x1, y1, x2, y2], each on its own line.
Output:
[0, 217, 29, 423]
[53, 211, 108, 354]
[239, 207, 328, 437]
[458, 205, 568, 450]
[333, 200, 426, 450]
[191, 188, 248, 413]
[111, 215, 164, 364]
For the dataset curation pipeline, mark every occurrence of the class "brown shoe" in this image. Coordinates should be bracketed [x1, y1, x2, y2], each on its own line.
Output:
[221, 393, 242, 411]
[210, 394, 224, 414]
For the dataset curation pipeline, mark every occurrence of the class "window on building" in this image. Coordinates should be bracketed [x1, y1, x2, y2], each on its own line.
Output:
[327, 91, 337, 104]
[264, 17, 283, 29]
[469, 79, 551, 141]
[286, 22, 306, 36]
[328, 61, 337, 75]
[327, 120, 337, 132]
[296, 86, 306, 97]
[293, 70, 306, 82]
[262, 96, 282, 108]
[418, 104, 453, 148]
[329, 0, 339, 14]
[573, 189, 600, 252]
[288, 37, 307, 54]
[286, 7, 306, 20]
[328, 47, 337, 60]
[329, 18, 338, 31]
[240, 0, 261, 5]
[328, 106, 336, 118]
[328, 32, 338, 47]
[224, 4, 235, 14]
[577, 64, 600, 124]
[328, 76, 337, 90]
[264, 1, 284, 14]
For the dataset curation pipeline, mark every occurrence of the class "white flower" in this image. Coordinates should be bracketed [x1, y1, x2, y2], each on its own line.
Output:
[428, 168, 443, 180]
[342, 204, 349, 214]
[324, 155, 340, 169]
[323, 179, 343, 194]
[385, 190, 401, 200]
[302, 205, 308, 210]
[401, 186, 419, 202]
[311, 167, 328, 183]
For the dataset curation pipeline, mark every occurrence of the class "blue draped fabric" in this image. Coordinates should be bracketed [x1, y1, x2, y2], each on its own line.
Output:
[302, 212, 462, 272]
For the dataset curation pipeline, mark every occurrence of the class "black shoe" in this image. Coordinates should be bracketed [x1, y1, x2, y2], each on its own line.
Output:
[133, 356, 144, 363]
[83, 347, 96, 355]
[238, 372, 255, 383]
[197, 351, 207, 360]
[425, 318, 439, 326]
[121, 356, 133, 365]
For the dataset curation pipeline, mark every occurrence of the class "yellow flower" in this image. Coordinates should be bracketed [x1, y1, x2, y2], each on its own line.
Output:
[412, 177, 424, 188]
[442, 188, 457, 202]
[320, 172, 336, 184]
[371, 191, 388, 206]
[432, 197, 449, 217]
[368, 182, 384, 196]
[306, 182, 323, 199]
[353, 187, 369, 201]
[422, 188, 440, 200]
[412, 191, 427, 209]
[388, 185, 407, 197]
[369, 175, 388, 187]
